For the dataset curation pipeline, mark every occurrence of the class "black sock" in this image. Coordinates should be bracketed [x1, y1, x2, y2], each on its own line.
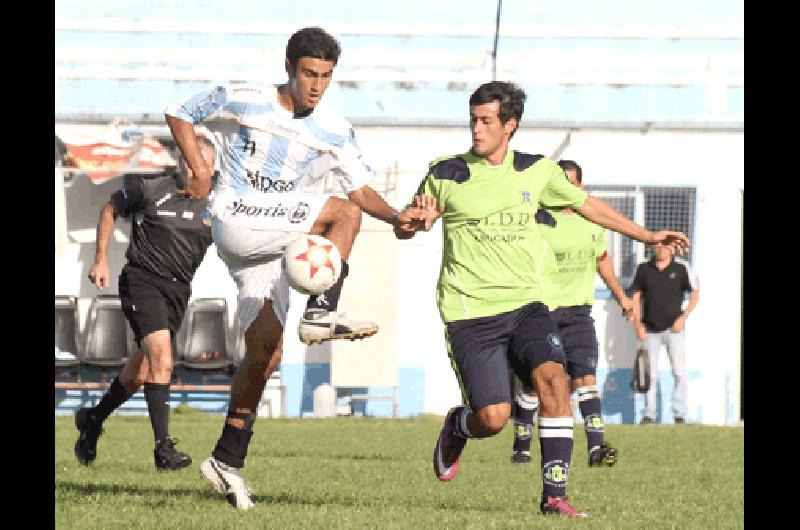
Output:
[512, 390, 539, 453]
[538, 417, 574, 499]
[212, 423, 254, 468]
[577, 385, 604, 452]
[144, 383, 171, 444]
[451, 405, 472, 439]
[90, 377, 133, 424]
[305, 260, 349, 313]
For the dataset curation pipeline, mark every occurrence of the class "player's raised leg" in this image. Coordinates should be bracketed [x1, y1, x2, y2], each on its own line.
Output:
[299, 195, 378, 344]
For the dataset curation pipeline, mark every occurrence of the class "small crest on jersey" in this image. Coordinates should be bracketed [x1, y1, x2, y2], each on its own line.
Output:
[521, 190, 532, 204]
[288, 202, 310, 224]
[547, 333, 563, 350]
[592, 234, 597, 242]
[669, 272, 676, 279]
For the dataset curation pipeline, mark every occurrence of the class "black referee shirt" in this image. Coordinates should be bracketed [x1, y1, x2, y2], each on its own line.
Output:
[110, 173, 212, 284]
[629, 257, 698, 333]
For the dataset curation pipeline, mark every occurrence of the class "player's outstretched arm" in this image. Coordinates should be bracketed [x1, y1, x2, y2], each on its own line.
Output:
[88, 202, 117, 290]
[576, 195, 690, 255]
[165, 115, 215, 199]
[597, 252, 634, 320]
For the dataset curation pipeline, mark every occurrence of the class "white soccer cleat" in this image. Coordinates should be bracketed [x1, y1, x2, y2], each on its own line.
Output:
[298, 308, 379, 345]
[200, 456, 255, 510]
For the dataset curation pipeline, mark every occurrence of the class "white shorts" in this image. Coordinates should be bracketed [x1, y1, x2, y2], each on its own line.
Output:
[212, 218, 302, 332]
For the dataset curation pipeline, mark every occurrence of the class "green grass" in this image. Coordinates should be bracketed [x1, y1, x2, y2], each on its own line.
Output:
[56, 412, 743, 529]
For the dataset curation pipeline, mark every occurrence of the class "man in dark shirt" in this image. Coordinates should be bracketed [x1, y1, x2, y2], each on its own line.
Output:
[74, 135, 217, 470]
[630, 242, 699, 425]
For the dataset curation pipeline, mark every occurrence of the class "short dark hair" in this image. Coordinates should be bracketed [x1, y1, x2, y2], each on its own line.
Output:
[286, 27, 342, 71]
[468, 81, 526, 136]
[558, 159, 582, 183]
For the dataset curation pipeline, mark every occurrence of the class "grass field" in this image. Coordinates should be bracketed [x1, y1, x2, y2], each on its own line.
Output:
[56, 410, 743, 529]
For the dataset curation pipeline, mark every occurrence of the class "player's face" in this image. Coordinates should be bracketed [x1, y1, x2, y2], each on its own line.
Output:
[287, 56, 336, 112]
[654, 242, 674, 260]
[469, 101, 517, 160]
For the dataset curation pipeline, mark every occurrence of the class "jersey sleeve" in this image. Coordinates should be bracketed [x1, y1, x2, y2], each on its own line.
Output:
[110, 176, 146, 218]
[539, 159, 588, 209]
[330, 127, 377, 193]
[405, 163, 448, 209]
[164, 85, 228, 124]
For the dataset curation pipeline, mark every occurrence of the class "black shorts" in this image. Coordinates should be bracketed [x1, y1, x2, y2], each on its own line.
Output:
[118, 264, 191, 345]
[445, 301, 565, 412]
[551, 305, 599, 379]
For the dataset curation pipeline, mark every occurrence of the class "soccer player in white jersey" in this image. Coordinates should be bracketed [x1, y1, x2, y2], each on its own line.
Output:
[164, 27, 433, 510]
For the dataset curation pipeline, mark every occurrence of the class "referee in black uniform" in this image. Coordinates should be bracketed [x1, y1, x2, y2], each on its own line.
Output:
[74, 135, 217, 470]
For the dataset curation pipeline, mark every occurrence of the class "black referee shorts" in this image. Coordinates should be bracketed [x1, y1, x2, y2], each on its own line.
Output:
[444, 301, 566, 412]
[551, 305, 599, 379]
[118, 264, 191, 346]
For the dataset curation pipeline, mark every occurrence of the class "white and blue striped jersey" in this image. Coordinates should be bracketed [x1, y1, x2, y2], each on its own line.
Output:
[165, 84, 376, 230]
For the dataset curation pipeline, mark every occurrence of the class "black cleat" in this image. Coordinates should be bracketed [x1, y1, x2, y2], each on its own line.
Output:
[640, 416, 655, 425]
[588, 443, 618, 467]
[674, 417, 685, 424]
[154, 437, 192, 470]
[510, 451, 532, 464]
[74, 407, 103, 465]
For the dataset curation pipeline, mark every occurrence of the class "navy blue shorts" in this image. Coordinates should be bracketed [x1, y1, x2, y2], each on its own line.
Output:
[445, 302, 566, 412]
[118, 264, 190, 345]
[551, 305, 599, 379]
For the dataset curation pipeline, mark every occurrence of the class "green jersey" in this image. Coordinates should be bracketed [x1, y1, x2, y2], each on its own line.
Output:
[539, 209, 607, 308]
[414, 149, 588, 323]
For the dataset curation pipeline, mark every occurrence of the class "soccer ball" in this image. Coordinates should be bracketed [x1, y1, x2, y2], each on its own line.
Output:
[282, 235, 342, 295]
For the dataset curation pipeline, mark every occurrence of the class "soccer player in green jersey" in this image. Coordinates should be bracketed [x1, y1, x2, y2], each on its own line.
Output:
[510, 159, 634, 469]
[397, 81, 689, 518]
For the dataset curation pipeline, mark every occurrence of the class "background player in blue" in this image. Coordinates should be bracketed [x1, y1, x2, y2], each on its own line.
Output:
[510, 159, 634, 469]
[165, 27, 433, 509]
[402, 82, 689, 518]
[74, 136, 217, 471]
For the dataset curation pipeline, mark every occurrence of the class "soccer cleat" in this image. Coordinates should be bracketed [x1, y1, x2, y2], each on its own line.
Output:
[540, 495, 588, 518]
[200, 456, 255, 510]
[74, 407, 104, 465]
[298, 308, 379, 345]
[640, 416, 655, 425]
[154, 437, 192, 470]
[674, 417, 686, 424]
[510, 451, 532, 464]
[588, 443, 618, 467]
[432, 406, 467, 482]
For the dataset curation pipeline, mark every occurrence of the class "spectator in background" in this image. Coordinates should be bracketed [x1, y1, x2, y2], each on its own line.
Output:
[510, 159, 633, 469]
[630, 242, 699, 424]
[74, 136, 217, 471]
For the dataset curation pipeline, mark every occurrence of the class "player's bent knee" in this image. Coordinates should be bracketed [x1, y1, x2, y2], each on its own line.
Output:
[476, 404, 511, 435]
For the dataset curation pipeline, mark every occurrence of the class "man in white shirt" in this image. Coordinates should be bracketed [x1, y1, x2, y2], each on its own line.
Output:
[165, 26, 433, 510]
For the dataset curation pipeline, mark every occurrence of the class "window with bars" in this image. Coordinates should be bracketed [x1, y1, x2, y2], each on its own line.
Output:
[584, 185, 696, 292]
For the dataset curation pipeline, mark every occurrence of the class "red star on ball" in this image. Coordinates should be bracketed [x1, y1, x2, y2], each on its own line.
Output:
[293, 238, 336, 279]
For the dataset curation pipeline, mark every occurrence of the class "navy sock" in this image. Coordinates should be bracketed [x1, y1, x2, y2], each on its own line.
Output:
[91, 377, 133, 424]
[144, 383, 171, 443]
[451, 405, 472, 439]
[512, 390, 539, 453]
[305, 260, 349, 313]
[538, 417, 574, 499]
[577, 385, 604, 452]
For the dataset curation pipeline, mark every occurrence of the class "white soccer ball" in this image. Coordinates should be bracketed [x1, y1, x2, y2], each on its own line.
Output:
[282, 235, 342, 295]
